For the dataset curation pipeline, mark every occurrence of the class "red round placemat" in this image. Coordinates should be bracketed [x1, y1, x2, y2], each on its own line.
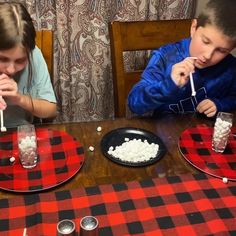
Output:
[0, 128, 84, 192]
[179, 125, 236, 181]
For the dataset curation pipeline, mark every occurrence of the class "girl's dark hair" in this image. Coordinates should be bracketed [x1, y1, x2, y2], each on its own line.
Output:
[0, 2, 36, 93]
[197, 0, 236, 42]
[0, 2, 35, 50]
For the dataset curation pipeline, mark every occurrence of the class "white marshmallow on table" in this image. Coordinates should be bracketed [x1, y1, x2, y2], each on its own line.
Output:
[89, 146, 95, 152]
[222, 177, 228, 183]
[9, 157, 16, 163]
[96, 126, 102, 132]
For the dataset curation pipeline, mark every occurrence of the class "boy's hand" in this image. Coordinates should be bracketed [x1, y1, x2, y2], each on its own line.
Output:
[196, 99, 217, 117]
[171, 57, 196, 87]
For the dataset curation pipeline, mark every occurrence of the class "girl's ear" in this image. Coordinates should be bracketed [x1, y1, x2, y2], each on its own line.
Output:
[190, 19, 198, 37]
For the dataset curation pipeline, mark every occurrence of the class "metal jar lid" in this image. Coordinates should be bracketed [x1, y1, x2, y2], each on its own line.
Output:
[57, 219, 75, 236]
[80, 216, 99, 236]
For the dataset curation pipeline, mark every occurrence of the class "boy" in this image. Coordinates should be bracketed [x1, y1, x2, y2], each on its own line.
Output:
[128, 0, 236, 118]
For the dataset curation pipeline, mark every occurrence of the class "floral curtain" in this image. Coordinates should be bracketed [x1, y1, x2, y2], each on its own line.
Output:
[3, 0, 196, 122]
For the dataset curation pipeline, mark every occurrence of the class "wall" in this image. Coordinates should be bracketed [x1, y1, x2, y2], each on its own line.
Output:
[195, 0, 207, 17]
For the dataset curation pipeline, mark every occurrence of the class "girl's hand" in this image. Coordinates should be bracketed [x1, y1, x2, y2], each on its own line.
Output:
[197, 99, 217, 117]
[171, 57, 196, 87]
[0, 73, 20, 105]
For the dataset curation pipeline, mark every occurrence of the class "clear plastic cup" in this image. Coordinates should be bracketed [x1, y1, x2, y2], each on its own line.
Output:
[212, 112, 233, 153]
[17, 124, 38, 168]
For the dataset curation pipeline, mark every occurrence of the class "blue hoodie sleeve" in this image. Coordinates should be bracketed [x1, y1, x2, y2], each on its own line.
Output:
[128, 49, 180, 115]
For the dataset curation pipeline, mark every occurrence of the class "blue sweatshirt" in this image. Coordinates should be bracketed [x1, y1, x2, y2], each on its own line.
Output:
[128, 38, 236, 116]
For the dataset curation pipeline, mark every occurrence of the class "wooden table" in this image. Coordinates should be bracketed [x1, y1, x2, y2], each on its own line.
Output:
[1, 113, 236, 236]
[0, 113, 215, 199]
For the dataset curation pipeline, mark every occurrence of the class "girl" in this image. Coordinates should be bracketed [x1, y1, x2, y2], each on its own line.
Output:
[0, 2, 57, 127]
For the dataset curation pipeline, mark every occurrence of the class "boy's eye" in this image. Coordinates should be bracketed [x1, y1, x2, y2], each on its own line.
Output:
[202, 38, 210, 44]
[217, 48, 229, 54]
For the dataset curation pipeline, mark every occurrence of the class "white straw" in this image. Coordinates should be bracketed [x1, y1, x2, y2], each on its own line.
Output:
[0, 95, 6, 132]
[190, 72, 196, 96]
[23, 228, 27, 236]
[188, 57, 197, 97]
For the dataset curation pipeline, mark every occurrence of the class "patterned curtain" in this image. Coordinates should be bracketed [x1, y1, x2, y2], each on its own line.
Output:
[2, 0, 196, 122]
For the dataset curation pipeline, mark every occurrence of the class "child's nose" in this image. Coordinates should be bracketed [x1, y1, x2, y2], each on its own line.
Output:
[5, 63, 16, 75]
[203, 48, 214, 60]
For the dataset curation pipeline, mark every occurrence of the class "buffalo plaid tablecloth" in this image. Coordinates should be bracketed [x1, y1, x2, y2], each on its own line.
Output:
[179, 125, 236, 181]
[0, 173, 235, 236]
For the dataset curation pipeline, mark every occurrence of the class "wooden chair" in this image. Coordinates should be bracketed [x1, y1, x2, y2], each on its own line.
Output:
[109, 19, 192, 117]
[35, 30, 53, 80]
[34, 30, 54, 123]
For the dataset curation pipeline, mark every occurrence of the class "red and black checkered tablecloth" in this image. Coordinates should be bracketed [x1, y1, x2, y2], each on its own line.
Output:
[179, 125, 236, 181]
[0, 173, 235, 236]
[0, 128, 84, 192]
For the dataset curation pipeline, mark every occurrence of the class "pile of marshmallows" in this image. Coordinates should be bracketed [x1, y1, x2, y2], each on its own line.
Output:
[18, 136, 37, 158]
[213, 117, 232, 143]
[108, 138, 159, 163]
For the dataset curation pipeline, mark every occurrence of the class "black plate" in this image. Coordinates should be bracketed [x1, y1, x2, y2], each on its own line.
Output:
[100, 127, 166, 167]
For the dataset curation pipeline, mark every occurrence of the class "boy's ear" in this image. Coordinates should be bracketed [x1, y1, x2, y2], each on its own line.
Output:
[190, 19, 198, 37]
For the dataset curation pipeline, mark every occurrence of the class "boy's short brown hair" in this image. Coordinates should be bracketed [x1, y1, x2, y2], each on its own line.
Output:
[197, 0, 236, 41]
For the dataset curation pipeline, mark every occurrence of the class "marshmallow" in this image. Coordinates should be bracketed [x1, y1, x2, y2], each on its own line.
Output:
[96, 126, 102, 132]
[222, 177, 228, 184]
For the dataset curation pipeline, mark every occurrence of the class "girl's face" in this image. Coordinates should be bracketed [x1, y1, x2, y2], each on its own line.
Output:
[0, 44, 28, 77]
[189, 19, 235, 69]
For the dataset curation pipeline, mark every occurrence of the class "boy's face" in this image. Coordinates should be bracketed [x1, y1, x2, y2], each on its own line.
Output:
[189, 19, 235, 69]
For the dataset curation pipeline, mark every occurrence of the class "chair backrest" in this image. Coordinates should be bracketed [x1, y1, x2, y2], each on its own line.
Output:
[109, 19, 192, 117]
[35, 30, 53, 80]
[34, 30, 54, 124]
